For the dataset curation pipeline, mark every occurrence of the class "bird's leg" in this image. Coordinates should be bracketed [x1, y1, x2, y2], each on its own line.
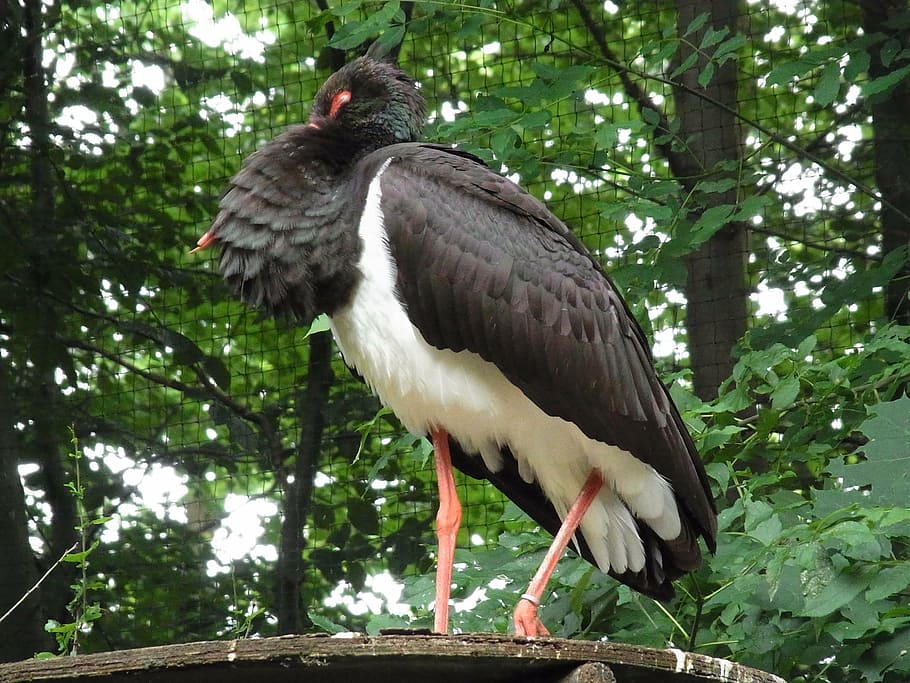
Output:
[513, 468, 604, 637]
[432, 428, 462, 634]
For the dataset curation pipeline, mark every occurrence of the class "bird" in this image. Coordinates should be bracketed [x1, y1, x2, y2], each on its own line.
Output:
[194, 45, 717, 637]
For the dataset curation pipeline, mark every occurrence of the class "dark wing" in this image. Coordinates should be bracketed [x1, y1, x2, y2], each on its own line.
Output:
[369, 143, 717, 596]
[210, 124, 365, 324]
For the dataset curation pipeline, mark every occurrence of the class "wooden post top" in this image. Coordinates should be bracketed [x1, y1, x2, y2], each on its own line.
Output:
[0, 632, 785, 683]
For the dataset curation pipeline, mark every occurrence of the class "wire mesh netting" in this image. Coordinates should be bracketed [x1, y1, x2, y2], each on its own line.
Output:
[4, 0, 909, 675]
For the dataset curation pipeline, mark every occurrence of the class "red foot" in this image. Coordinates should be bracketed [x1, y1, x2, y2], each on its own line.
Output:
[511, 470, 604, 638]
[513, 597, 550, 637]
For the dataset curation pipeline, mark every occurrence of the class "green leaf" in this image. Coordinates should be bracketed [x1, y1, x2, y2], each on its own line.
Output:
[62, 550, 92, 563]
[797, 334, 818, 358]
[822, 521, 884, 562]
[529, 63, 596, 96]
[491, 127, 520, 160]
[714, 34, 747, 62]
[669, 51, 699, 80]
[698, 61, 715, 88]
[640, 106, 661, 126]
[881, 38, 901, 68]
[799, 569, 868, 618]
[700, 424, 744, 453]
[683, 11, 709, 37]
[699, 26, 729, 51]
[687, 203, 735, 246]
[519, 109, 551, 130]
[652, 40, 680, 64]
[770, 375, 800, 411]
[374, 23, 405, 55]
[328, 0, 401, 50]
[63, 541, 99, 564]
[695, 178, 737, 194]
[730, 194, 771, 221]
[865, 564, 910, 602]
[752, 249, 907, 349]
[748, 515, 783, 546]
[829, 395, 910, 508]
[766, 561, 805, 610]
[365, 612, 411, 635]
[83, 603, 103, 621]
[465, 107, 520, 128]
[766, 58, 816, 86]
[455, 13, 485, 40]
[863, 63, 910, 98]
[203, 355, 231, 390]
[309, 613, 347, 634]
[814, 61, 841, 106]
[857, 627, 910, 682]
[844, 48, 870, 82]
[45, 621, 76, 635]
[347, 497, 380, 535]
[331, 0, 364, 18]
[704, 462, 730, 491]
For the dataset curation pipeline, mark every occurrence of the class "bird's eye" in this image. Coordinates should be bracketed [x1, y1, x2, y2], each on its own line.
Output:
[329, 90, 352, 118]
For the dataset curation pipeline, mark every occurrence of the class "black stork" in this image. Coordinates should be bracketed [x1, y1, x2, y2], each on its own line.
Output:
[194, 48, 717, 637]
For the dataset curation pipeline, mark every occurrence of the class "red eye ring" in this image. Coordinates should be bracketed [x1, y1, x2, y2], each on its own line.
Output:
[329, 90, 352, 118]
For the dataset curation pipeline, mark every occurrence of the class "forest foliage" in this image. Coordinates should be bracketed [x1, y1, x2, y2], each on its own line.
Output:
[1, 1, 909, 681]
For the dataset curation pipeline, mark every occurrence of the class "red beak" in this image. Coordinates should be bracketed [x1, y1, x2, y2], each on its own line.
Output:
[190, 229, 216, 254]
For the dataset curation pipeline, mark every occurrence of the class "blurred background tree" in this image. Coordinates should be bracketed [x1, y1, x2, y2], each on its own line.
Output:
[0, 0, 908, 680]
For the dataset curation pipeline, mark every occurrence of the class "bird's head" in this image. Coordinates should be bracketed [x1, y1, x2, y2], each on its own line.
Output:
[307, 54, 426, 156]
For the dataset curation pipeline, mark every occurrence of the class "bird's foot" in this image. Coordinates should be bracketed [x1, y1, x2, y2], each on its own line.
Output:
[512, 595, 550, 637]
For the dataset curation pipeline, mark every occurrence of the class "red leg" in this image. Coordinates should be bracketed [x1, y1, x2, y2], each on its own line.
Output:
[513, 468, 604, 637]
[432, 428, 462, 634]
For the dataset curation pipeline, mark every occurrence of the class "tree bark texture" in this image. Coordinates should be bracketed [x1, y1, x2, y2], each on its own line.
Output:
[276, 332, 334, 634]
[862, 1, 910, 326]
[673, 0, 750, 400]
[0, 0, 76, 658]
[0, 363, 54, 661]
[21, 0, 79, 630]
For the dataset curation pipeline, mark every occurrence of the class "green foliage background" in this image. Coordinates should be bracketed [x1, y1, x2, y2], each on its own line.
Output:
[1, 1, 909, 681]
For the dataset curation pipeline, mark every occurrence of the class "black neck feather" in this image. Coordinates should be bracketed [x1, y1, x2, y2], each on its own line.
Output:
[212, 124, 366, 323]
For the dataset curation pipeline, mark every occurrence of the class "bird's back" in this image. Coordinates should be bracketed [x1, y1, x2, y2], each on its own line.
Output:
[329, 142, 716, 599]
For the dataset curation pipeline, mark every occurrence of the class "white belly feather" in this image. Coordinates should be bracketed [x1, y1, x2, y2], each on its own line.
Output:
[328, 163, 681, 576]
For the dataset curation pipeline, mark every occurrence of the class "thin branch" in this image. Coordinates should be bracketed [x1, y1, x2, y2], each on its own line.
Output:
[736, 372, 908, 428]
[748, 224, 881, 264]
[3, 270, 221, 334]
[569, 0, 678, 170]
[0, 542, 79, 627]
[568, 0, 910, 223]
[60, 336, 278, 449]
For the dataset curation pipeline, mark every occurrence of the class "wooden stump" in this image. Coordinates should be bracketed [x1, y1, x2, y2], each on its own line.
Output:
[0, 633, 785, 683]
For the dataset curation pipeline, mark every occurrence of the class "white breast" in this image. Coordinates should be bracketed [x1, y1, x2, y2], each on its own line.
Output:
[328, 162, 681, 576]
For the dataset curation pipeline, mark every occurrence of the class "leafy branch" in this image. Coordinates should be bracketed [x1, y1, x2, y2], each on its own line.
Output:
[0, 542, 79, 630]
[59, 334, 283, 459]
[39, 429, 109, 657]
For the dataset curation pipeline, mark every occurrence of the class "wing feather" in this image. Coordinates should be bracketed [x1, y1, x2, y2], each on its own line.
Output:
[364, 143, 717, 594]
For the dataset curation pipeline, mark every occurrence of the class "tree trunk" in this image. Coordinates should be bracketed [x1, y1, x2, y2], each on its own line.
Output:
[21, 0, 78, 627]
[276, 332, 334, 634]
[673, 0, 750, 400]
[0, 362, 53, 661]
[863, 1, 910, 326]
